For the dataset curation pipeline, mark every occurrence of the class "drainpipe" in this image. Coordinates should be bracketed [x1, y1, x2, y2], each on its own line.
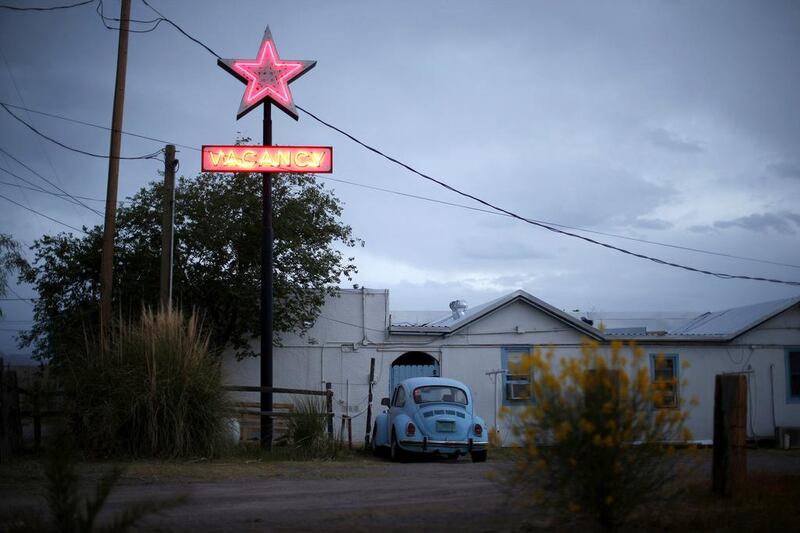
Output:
[361, 287, 369, 345]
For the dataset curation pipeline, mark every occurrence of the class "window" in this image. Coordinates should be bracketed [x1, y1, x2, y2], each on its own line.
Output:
[651, 354, 679, 408]
[393, 386, 406, 407]
[413, 386, 468, 405]
[502, 346, 534, 405]
[788, 348, 800, 403]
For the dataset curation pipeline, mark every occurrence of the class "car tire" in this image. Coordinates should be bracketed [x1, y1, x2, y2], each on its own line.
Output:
[371, 422, 384, 458]
[390, 430, 406, 463]
[448, 452, 459, 461]
[471, 450, 487, 463]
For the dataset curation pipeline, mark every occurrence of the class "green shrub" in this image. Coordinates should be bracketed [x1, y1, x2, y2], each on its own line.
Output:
[284, 396, 339, 459]
[62, 307, 231, 458]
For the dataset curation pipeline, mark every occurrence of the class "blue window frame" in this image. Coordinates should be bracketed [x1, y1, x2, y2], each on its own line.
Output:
[502, 346, 534, 405]
[650, 354, 679, 408]
[787, 348, 800, 404]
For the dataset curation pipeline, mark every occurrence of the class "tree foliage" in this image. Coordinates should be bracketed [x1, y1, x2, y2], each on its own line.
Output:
[0, 233, 29, 318]
[501, 339, 696, 530]
[19, 171, 361, 361]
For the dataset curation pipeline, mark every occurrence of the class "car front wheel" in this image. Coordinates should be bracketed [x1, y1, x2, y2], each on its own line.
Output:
[471, 450, 487, 463]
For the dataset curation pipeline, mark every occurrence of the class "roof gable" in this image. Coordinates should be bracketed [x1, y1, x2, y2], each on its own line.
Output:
[389, 290, 603, 339]
[668, 296, 800, 339]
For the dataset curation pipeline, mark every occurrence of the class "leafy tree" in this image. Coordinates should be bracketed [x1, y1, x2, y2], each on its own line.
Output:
[0, 233, 28, 318]
[19, 171, 361, 362]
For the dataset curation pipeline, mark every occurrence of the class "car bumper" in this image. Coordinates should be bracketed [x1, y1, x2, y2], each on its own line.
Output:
[399, 438, 489, 451]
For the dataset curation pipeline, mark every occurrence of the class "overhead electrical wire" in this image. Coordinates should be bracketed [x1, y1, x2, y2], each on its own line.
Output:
[318, 175, 800, 270]
[297, 106, 800, 287]
[140, 0, 220, 58]
[6, 5, 798, 287]
[0, 177, 111, 204]
[0, 94, 795, 271]
[0, 146, 103, 215]
[1, 103, 163, 161]
[0, 101, 201, 152]
[0, 192, 87, 233]
[112, 7, 800, 287]
[0, 0, 93, 11]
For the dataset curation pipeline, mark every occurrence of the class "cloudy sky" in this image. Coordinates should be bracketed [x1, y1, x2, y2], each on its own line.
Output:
[1, 0, 799, 357]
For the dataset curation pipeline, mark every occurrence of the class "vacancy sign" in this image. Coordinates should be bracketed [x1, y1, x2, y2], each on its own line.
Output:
[202, 145, 333, 173]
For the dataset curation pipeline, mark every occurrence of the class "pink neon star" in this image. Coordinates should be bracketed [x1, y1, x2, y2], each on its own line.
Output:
[218, 27, 316, 120]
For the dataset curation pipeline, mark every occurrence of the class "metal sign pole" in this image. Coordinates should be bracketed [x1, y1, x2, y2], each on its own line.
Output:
[261, 103, 274, 450]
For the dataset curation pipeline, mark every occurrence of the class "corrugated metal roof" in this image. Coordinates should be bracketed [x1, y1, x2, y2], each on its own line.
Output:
[668, 296, 800, 337]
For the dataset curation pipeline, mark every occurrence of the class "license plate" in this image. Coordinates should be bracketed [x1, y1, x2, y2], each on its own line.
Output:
[436, 420, 455, 433]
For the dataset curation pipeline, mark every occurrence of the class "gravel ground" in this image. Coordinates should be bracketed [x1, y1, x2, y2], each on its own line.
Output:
[2, 449, 799, 532]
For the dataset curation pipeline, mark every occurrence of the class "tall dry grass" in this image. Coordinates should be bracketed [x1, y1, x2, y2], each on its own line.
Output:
[63, 307, 231, 458]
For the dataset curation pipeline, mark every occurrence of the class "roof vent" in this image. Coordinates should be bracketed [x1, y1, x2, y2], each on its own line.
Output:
[449, 300, 468, 319]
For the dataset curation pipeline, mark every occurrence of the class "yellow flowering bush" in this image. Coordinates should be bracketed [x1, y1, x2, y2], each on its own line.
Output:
[501, 338, 695, 530]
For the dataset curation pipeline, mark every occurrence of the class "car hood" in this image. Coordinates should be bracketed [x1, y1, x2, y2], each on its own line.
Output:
[414, 402, 471, 440]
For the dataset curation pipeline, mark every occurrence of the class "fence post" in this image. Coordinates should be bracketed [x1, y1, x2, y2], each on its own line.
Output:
[712, 374, 747, 497]
[325, 382, 333, 438]
[365, 357, 375, 447]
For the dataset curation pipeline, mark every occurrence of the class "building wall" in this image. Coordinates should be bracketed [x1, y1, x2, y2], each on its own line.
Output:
[222, 291, 800, 445]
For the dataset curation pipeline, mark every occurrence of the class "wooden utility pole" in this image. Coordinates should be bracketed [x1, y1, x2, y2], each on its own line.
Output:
[160, 144, 177, 309]
[100, 0, 131, 335]
[712, 374, 748, 497]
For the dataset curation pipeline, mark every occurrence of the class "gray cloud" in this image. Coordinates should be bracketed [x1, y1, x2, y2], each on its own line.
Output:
[628, 218, 674, 230]
[713, 212, 799, 234]
[768, 162, 800, 179]
[687, 225, 714, 234]
[458, 240, 549, 261]
[645, 128, 704, 154]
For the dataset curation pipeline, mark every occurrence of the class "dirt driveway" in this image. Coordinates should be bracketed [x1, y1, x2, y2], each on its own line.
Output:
[3, 450, 800, 532]
[137, 458, 508, 532]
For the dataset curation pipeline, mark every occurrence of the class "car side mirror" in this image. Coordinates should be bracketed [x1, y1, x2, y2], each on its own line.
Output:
[380, 397, 390, 407]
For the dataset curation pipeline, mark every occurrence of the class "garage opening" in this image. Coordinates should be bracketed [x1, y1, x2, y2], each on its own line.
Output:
[390, 351, 439, 394]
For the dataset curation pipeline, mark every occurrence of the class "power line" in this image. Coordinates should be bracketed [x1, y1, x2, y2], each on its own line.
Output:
[140, 0, 220, 58]
[32, 5, 799, 286]
[95, 0, 167, 34]
[0, 103, 163, 160]
[0, 177, 113, 204]
[0, 192, 87, 233]
[0, 146, 103, 215]
[297, 106, 800, 287]
[0, 0, 93, 11]
[319, 175, 800, 270]
[0, 101, 201, 152]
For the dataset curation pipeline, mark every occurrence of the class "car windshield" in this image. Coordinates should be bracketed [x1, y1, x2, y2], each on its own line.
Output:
[413, 386, 468, 405]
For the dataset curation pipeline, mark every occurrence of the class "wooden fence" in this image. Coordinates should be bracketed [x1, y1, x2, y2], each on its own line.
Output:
[222, 384, 335, 440]
[0, 367, 335, 461]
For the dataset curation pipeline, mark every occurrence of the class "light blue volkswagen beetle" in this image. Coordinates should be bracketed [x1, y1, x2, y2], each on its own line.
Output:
[371, 377, 489, 462]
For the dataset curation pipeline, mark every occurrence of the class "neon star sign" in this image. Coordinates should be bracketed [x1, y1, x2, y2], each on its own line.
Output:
[218, 27, 316, 120]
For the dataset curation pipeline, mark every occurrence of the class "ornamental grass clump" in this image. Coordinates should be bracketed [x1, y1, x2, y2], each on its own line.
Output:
[63, 307, 231, 458]
[284, 396, 340, 459]
[501, 339, 697, 530]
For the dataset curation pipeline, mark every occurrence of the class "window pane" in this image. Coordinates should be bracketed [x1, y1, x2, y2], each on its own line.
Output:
[413, 386, 468, 405]
[790, 352, 800, 373]
[792, 375, 800, 398]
